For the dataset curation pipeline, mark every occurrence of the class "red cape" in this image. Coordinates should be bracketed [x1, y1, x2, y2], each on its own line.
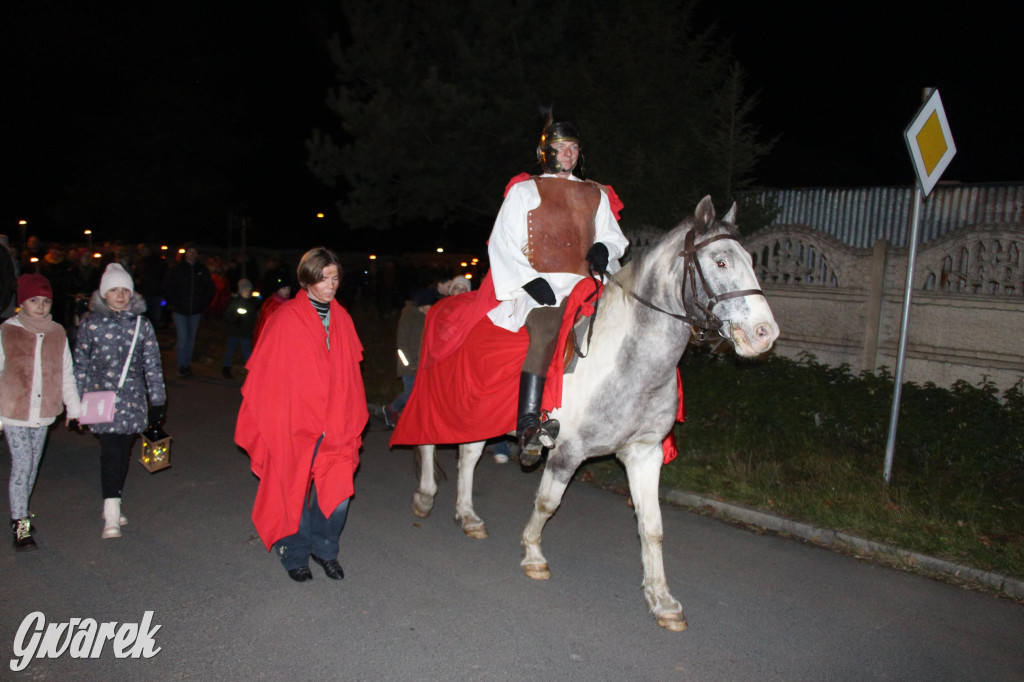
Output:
[252, 294, 286, 343]
[390, 278, 684, 462]
[235, 291, 368, 550]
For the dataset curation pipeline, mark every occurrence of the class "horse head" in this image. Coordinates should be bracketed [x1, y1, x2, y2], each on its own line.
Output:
[623, 195, 779, 357]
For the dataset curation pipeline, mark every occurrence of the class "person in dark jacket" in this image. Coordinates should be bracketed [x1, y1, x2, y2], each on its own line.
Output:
[221, 279, 260, 379]
[0, 235, 17, 323]
[40, 248, 74, 329]
[133, 243, 167, 329]
[381, 288, 437, 428]
[163, 243, 214, 378]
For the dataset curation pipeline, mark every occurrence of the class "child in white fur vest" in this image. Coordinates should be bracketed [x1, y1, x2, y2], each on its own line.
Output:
[1, 274, 81, 551]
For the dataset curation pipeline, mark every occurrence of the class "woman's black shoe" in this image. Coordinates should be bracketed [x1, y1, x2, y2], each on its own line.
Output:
[287, 566, 313, 582]
[311, 554, 344, 580]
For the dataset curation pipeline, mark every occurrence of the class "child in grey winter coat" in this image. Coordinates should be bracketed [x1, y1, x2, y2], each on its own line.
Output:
[2, 274, 82, 551]
[73, 263, 166, 539]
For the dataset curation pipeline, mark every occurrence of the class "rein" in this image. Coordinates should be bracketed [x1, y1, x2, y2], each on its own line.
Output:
[569, 227, 763, 359]
[609, 229, 764, 342]
[569, 274, 603, 359]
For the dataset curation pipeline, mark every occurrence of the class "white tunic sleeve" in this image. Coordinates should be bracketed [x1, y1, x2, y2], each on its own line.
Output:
[487, 180, 541, 302]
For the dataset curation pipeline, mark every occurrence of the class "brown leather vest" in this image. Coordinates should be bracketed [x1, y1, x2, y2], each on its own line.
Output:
[527, 177, 600, 276]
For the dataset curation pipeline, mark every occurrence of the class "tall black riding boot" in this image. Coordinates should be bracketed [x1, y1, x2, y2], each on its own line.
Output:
[516, 372, 560, 467]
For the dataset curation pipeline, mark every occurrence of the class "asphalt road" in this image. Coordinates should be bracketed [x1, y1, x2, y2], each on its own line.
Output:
[2, 365, 1023, 681]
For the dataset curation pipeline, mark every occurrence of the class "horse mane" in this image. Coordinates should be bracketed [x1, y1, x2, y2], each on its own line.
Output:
[613, 207, 740, 303]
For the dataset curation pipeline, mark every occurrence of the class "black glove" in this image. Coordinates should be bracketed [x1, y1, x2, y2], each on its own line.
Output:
[586, 242, 609, 276]
[522, 277, 556, 306]
[67, 418, 82, 432]
[148, 405, 166, 429]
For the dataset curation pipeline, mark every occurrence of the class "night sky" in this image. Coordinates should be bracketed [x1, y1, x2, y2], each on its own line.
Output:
[6, 2, 1022, 249]
[702, 2, 1024, 189]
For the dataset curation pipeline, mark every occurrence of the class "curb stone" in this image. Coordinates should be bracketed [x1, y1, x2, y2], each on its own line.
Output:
[662, 488, 1024, 601]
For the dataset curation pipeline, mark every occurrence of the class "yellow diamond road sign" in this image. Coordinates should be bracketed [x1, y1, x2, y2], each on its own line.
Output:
[904, 89, 956, 197]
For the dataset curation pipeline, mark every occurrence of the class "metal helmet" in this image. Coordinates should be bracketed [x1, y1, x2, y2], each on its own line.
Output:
[536, 120, 583, 174]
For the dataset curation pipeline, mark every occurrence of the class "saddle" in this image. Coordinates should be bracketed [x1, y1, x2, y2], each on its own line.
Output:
[390, 277, 602, 447]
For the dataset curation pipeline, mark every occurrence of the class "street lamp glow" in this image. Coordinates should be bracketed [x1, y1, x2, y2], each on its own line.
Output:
[316, 212, 325, 219]
[18, 220, 27, 226]
[436, 247, 444, 253]
[368, 254, 377, 260]
[83, 229, 92, 236]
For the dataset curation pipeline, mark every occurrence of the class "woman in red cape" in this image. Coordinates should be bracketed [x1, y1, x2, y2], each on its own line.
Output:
[235, 248, 368, 582]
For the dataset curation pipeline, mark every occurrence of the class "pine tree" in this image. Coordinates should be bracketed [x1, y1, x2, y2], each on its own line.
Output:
[308, 0, 773, 238]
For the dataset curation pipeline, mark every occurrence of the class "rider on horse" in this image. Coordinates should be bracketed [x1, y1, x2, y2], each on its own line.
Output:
[486, 117, 629, 466]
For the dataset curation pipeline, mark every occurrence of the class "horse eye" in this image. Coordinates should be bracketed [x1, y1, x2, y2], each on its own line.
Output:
[716, 259, 727, 268]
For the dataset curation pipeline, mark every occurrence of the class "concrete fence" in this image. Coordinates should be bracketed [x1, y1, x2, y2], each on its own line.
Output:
[742, 223, 1024, 392]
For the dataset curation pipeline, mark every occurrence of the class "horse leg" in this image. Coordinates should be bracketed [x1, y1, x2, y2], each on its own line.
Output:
[454, 441, 488, 539]
[620, 444, 687, 632]
[521, 464, 572, 580]
[412, 444, 438, 518]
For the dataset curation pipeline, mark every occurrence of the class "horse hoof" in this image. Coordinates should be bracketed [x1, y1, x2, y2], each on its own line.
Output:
[412, 493, 434, 518]
[463, 525, 489, 540]
[656, 614, 688, 632]
[522, 563, 551, 581]
[454, 515, 488, 539]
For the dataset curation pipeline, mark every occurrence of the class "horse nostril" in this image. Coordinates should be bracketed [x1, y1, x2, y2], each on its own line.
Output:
[755, 323, 772, 340]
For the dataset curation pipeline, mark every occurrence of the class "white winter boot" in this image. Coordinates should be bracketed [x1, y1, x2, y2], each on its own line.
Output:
[100, 505, 128, 526]
[102, 498, 122, 539]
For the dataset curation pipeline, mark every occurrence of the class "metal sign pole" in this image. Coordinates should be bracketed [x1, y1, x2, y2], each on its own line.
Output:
[883, 86, 955, 485]
[883, 183, 923, 484]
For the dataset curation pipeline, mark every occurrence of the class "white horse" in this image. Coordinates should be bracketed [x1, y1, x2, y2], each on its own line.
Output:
[412, 196, 779, 631]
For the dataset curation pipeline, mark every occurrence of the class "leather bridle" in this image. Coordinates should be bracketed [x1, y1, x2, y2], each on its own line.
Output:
[609, 229, 764, 341]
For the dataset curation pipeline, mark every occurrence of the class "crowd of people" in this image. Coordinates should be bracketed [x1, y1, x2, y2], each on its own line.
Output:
[5, 114, 627, 585]
[0, 238, 294, 550]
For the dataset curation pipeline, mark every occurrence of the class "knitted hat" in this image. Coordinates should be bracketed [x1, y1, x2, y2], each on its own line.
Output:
[447, 276, 471, 296]
[17, 273, 53, 305]
[100, 263, 135, 296]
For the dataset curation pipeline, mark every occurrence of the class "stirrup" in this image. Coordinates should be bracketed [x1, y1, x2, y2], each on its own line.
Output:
[536, 419, 559, 448]
[519, 419, 560, 467]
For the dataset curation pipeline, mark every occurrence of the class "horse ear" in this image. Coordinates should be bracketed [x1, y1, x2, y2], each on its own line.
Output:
[694, 196, 715, 234]
[723, 202, 737, 225]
